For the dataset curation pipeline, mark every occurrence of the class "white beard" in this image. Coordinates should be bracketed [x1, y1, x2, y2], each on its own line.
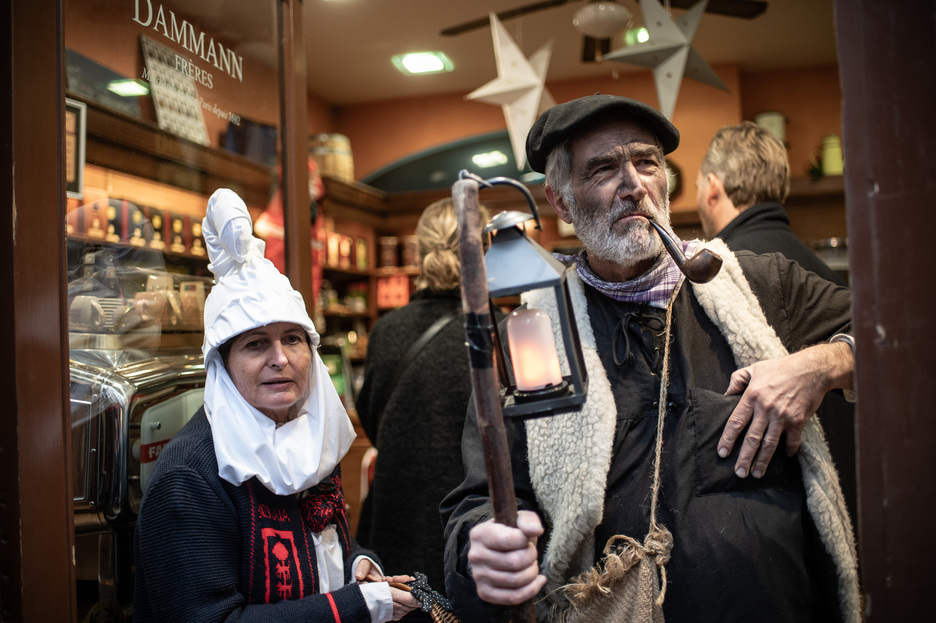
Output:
[567, 193, 670, 270]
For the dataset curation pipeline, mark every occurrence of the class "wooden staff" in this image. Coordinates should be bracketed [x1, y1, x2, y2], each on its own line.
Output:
[453, 178, 538, 623]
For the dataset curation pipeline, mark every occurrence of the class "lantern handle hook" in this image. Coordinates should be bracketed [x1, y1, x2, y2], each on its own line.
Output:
[458, 170, 542, 231]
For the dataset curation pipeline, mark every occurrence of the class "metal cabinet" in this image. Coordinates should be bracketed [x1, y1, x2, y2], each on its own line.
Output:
[71, 349, 206, 620]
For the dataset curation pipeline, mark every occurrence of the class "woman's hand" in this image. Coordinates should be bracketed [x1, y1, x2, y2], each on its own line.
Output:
[353, 557, 384, 583]
[356, 565, 419, 621]
[387, 580, 421, 621]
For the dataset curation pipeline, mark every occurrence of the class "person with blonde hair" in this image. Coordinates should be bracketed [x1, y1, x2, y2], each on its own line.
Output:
[355, 198, 490, 610]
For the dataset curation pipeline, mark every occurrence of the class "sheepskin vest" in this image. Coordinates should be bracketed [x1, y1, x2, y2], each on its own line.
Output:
[521, 239, 860, 622]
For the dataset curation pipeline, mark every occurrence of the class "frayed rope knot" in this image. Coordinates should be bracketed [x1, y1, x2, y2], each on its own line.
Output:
[643, 527, 673, 567]
[560, 526, 674, 608]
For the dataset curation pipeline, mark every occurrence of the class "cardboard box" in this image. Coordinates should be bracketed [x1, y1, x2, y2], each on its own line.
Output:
[128, 206, 149, 247]
[339, 234, 353, 269]
[190, 219, 206, 256]
[84, 199, 108, 239]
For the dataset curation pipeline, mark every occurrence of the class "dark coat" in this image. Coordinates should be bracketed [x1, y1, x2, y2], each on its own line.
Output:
[717, 201, 845, 285]
[355, 289, 477, 591]
[716, 201, 858, 532]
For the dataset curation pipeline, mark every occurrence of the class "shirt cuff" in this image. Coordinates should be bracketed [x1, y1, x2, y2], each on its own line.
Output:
[359, 581, 393, 623]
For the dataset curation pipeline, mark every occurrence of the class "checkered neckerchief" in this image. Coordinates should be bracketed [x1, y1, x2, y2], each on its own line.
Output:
[555, 239, 700, 309]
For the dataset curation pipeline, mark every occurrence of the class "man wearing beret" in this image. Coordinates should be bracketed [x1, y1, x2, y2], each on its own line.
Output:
[441, 94, 860, 622]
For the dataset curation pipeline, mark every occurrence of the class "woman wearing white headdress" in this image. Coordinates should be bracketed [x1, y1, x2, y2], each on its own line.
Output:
[133, 189, 419, 622]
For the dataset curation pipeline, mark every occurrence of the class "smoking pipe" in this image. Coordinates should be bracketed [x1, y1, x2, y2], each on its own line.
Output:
[646, 218, 723, 283]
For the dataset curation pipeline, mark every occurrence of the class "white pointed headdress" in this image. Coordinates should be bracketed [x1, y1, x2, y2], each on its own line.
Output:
[201, 189, 355, 495]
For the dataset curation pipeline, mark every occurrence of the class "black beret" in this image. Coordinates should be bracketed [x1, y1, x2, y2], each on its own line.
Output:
[525, 93, 680, 173]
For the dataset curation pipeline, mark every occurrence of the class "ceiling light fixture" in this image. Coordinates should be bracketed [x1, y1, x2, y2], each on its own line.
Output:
[391, 52, 454, 75]
[623, 26, 650, 46]
[106, 79, 151, 97]
[572, 1, 633, 39]
[471, 150, 509, 168]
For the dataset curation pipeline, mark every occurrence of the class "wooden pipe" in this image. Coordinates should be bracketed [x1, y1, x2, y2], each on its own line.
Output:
[646, 218, 722, 283]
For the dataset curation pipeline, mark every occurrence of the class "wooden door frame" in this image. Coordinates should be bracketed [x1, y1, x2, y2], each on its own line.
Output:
[0, 0, 75, 620]
[279, 0, 313, 305]
[836, 0, 936, 619]
[0, 1, 310, 620]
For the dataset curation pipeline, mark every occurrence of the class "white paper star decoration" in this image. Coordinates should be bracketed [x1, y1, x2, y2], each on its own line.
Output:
[466, 13, 556, 170]
[602, 0, 728, 120]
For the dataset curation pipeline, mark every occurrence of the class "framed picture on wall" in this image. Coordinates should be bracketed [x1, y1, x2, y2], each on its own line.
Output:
[65, 97, 87, 199]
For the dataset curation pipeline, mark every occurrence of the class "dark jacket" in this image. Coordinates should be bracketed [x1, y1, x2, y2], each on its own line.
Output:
[355, 289, 475, 590]
[442, 251, 854, 623]
[717, 201, 845, 285]
[133, 409, 374, 622]
[716, 201, 857, 532]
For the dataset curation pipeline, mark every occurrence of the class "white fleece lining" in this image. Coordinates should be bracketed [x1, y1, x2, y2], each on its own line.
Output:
[522, 275, 615, 587]
[523, 241, 860, 622]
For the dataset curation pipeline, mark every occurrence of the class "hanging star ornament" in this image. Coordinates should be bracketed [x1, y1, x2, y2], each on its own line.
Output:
[602, 0, 728, 120]
[466, 13, 555, 170]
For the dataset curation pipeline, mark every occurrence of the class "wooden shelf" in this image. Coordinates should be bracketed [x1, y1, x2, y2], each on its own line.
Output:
[319, 176, 388, 228]
[321, 305, 370, 319]
[790, 174, 844, 198]
[322, 265, 371, 281]
[67, 233, 209, 264]
[70, 93, 273, 208]
[373, 265, 420, 276]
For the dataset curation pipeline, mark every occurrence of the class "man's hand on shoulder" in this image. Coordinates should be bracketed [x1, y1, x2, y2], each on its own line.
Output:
[467, 510, 547, 606]
[718, 340, 855, 479]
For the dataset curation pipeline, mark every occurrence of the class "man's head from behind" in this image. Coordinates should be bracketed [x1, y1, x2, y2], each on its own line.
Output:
[525, 94, 680, 280]
[699, 121, 790, 210]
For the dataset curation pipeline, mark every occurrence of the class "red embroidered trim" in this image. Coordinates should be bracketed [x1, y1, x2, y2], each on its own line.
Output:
[247, 480, 257, 599]
[298, 472, 352, 562]
[297, 506, 314, 598]
[326, 592, 341, 622]
[262, 528, 304, 603]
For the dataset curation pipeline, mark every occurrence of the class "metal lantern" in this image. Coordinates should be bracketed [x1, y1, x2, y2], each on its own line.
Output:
[484, 209, 588, 418]
[456, 170, 588, 419]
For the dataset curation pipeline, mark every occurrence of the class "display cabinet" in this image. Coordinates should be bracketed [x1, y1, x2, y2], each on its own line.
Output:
[63, 1, 290, 619]
[67, 207, 215, 620]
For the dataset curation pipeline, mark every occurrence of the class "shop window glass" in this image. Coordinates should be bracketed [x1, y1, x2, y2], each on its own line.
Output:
[64, 2, 283, 618]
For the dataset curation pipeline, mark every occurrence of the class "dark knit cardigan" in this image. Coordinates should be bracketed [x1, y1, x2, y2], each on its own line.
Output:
[133, 408, 375, 623]
[355, 289, 477, 590]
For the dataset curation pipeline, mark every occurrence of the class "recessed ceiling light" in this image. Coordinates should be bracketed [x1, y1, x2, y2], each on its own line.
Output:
[471, 150, 509, 168]
[392, 52, 454, 75]
[107, 79, 150, 97]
